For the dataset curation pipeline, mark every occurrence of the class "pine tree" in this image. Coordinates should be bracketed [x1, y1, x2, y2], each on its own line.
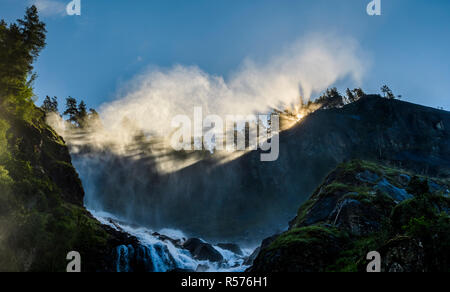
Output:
[64, 97, 79, 125]
[316, 87, 344, 109]
[42, 96, 58, 114]
[381, 85, 395, 99]
[77, 101, 88, 127]
[17, 6, 47, 63]
[0, 5, 47, 119]
[346, 88, 355, 103]
[352, 88, 366, 100]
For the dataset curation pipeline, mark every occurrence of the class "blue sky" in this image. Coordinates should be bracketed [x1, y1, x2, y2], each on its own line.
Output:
[1, 0, 450, 110]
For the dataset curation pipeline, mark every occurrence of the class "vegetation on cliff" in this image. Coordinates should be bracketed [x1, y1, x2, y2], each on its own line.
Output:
[249, 160, 450, 272]
[0, 6, 132, 272]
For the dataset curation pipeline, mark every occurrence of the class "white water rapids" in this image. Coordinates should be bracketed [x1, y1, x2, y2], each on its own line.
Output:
[90, 210, 253, 272]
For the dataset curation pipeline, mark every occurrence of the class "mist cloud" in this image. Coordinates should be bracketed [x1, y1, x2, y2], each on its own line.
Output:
[101, 34, 365, 135]
[50, 33, 368, 169]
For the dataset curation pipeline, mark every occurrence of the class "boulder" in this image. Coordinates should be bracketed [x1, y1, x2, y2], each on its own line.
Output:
[183, 238, 223, 262]
[247, 226, 348, 272]
[217, 243, 243, 255]
[243, 247, 260, 266]
[195, 264, 209, 272]
[243, 234, 279, 266]
[375, 178, 413, 202]
[152, 232, 183, 248]
[428, 180, 449, 194]
[301, 192, 345, 226]
[356, 170, 380, 184]
[329, 198, 384, 236]
[397, 174, 411, 186]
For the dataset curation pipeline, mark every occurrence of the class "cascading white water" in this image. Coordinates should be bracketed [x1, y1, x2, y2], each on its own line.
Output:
[91, 210, 252, 272]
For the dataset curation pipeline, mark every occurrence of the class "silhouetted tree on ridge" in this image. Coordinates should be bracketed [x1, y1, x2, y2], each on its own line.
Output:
[315, 87, 344, 109]
[42, 96, 58, 114]
[381, 85, 395, 99]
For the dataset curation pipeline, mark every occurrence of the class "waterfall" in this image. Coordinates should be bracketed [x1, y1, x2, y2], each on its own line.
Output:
[92, 210, 252, 272]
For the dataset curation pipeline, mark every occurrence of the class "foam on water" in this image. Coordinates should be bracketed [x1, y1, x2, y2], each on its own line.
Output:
[90, 210, 252, 272]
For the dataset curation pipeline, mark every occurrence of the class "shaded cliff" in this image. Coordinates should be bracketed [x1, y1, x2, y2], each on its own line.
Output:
[248, 160, 450, 272]
[77, 95, 450, 243]
[0, 105, 139, 271]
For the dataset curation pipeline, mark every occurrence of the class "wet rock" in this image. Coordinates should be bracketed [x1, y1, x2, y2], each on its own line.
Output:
[244, 234, 280, 266]
[428, 180, 449, 195]
[435, 121, 445, 131]
[195, 264, 209, 272]
[243, 247, 260, 266]
[243, 234, 279, 266]
[375, 178, 413, 202]
[302, 192, 345, 226]
[329, 198, 383, 236]
[183, 238, 223, 262]
[152, 232, 183, 248]
[248, 159, 450, 273]
[248, 227, 348, 272]
[217, 243, 243, 255]
[356, 170, 380, 184]
[397, 174, 411, 186]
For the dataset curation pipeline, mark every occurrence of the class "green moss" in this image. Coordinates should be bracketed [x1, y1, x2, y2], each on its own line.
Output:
[0, 104, 114, 271]
[323, 182, 350, 193]
[327, 232, 389, 272]
[332, 193, 450, 272]
[391, 193, 447, 232]
[261, 160, 450, 272]
[267, 225, 347, 252]
[294, 198, 316, 226]
[343, 191, 396, 211]
[293, 181, 374, 227]
[0, 165, 13, 185]
[338, 160, 383, 176]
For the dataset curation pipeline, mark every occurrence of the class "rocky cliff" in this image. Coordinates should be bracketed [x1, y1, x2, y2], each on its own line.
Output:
[248, 160, 450, 272]
[0, 105, 139, 272]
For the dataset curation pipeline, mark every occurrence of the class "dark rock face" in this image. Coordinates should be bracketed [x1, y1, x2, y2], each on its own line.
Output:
[356, 170, 380, 184]
[243, 233, 279, 266]
[380, 237, 426, 272]
[302, 192, 344, 226]
[249, 160, 450, 272]
[375, 178, 413, 203]
[217, 243, 243, 255]
[248, 226, 348, 272]
[152, 232, 184, 248]
[75, 95, 450, 243]
[195, 264, 209, 272]
[329, 198, 384, 236]
[6, 112, 85, 206]
[397, 174, 411, 186]
[183, 238, 223, 262]
[243, 248, 260, 266]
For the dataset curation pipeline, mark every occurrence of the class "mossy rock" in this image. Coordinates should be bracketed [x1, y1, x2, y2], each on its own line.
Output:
[251, 160, 450, 272]
[249, 226, 349, 272]
[0, 104, 133, 271]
